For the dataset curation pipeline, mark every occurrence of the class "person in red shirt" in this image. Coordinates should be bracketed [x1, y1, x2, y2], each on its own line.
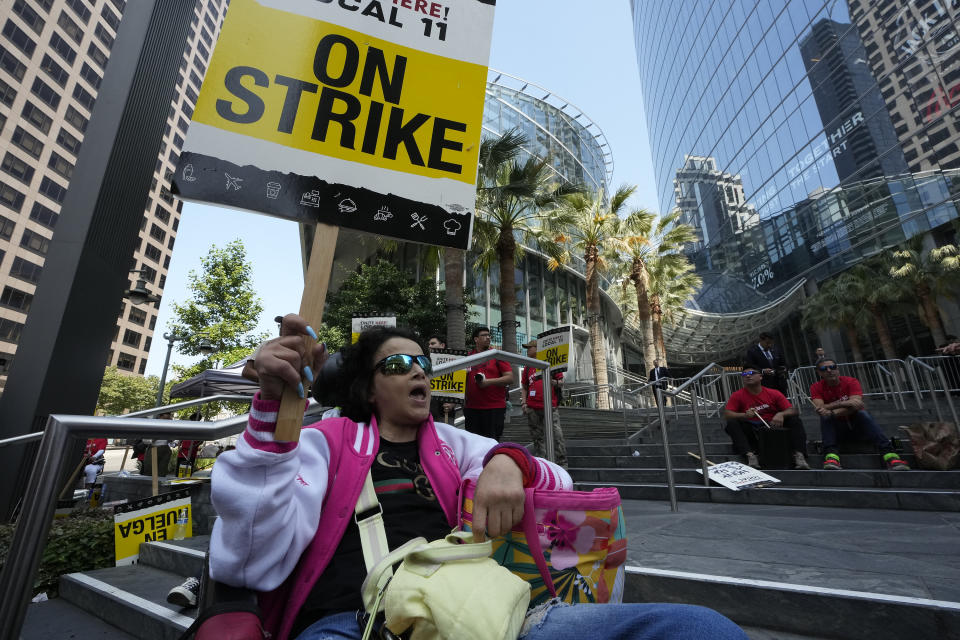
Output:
[521, 339, 567, 468]
[463, 326, 514, 441]
[810, 357, 909, 470]
[723, 368, 809, 469]
[83, 438, 108, 487]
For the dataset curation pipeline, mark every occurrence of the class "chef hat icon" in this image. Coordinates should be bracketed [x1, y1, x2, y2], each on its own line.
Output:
[443, 219, 462, 235]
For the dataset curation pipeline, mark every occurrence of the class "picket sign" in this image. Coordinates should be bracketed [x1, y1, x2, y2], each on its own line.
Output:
[687, 451, 780, 491]
[172, 0, 496, 442]
[275, 226, 338, 442]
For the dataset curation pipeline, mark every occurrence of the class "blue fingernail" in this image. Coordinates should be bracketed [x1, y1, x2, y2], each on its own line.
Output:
[303, 366, 314, 383]
[305, 326, 318, 341]
[297, 382, 304, 398]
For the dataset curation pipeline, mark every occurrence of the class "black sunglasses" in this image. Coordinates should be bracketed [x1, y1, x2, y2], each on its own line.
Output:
[818, 364, 838, 371]
[741, 370, 760, 376]
[375, 354, 433, 376]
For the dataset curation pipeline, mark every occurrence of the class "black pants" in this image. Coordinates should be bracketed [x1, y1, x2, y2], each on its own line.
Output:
[463, 407, 506, 441]
[725, 416, 806, 455]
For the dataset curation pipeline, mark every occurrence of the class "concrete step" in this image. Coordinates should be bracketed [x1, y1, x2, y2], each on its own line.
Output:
[21, 596, 137, 639]
[577, 482, 960, 511]
[138, 536, 208, 578]
[59, 564, 196, 640]
[624, 566, 960, 640]
[568, 452, 919, 470]
[619, 500, 960, 639]
[571, 468, 960, 490]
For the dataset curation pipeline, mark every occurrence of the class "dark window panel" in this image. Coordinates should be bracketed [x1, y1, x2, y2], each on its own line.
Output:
[22, 101, 52, 134]
[1, 152, 35, 185]
[0, 181, 25, 212]
[29, 201, 58, 229]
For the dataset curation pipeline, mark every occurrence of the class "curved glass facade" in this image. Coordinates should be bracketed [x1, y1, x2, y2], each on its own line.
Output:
[484, 69, 613, 195]
[631, 1, 960, 313]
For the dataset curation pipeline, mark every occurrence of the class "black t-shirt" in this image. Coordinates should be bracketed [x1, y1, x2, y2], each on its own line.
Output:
[291, 438, 451, 636]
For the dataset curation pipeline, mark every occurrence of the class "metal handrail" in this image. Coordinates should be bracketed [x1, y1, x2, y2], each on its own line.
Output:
[906, 356, 958, 426]
[0, 394, 255, 449]
[655, 362, 722, 512]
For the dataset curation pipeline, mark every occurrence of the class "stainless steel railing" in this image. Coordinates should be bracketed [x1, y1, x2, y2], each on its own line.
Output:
[655, 363, 723, 512]
[906, 356, 959, 427]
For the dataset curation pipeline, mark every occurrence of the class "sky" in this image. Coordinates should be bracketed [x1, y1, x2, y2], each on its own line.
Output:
[144, 0, 657, 378]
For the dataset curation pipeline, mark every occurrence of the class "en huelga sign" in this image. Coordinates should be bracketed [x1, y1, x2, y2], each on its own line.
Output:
[173, 0, 495, 250]
[113, 490, 191, 565]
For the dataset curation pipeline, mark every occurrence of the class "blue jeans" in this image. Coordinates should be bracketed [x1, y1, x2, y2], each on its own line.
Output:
[819, 410, 892, 456]
[295, 602, 747, 640]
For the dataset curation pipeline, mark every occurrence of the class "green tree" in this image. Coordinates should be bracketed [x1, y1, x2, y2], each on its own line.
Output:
[889, 235, 960, 346]
[613, 208, 698, 369]
[801, 276, 870, 362]
[835, 259, 908, 360]
[547, 186, 633, 409]
[474, 129, 578, 354]
[647, 252, 701, 362]
[168, 239, 267, 356]
[96, 367, 160, 415]
[165, 239, 268, 413]
[324, 259, 447, 341]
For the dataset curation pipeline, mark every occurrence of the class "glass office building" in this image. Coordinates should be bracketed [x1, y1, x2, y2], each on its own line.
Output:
[318, 70, 629, 381]
[631, 0, 960, 364]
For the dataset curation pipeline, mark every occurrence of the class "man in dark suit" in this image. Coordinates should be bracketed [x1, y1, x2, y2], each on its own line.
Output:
[745, 332, 788, 394]
[648, 359, 670, 405]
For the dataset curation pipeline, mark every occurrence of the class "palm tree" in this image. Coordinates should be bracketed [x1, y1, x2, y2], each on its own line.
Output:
[613, 208, 697, 369]
[547, 185, 634, 409]
[473, 129, 577, 354]
[800, 277, 869, 362]
[646, 253, 701, 362]
[835, 259, 907, 360]
[889, 235, 960, 347]
[442, 248, 466, 349]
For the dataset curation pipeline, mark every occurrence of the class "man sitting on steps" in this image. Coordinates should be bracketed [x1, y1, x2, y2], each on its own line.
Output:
[724, 368, 810, 469]
[810, 357, 910, 471]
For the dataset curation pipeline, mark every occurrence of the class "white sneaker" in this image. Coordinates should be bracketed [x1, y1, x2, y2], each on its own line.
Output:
[793, 451, 811, 470]
[745, 452, 760, 469]
[166, 576, 200, 608]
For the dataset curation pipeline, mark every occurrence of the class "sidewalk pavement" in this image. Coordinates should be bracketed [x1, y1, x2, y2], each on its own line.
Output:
[621, 499, 960, 602]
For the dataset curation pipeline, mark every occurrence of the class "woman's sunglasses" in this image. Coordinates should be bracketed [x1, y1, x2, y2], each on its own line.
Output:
[818, 364, 838, 371]
[375, 354, 433, 376]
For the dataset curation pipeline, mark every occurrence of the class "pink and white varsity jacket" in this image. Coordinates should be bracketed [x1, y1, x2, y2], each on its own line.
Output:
[209, 393, 572, 640]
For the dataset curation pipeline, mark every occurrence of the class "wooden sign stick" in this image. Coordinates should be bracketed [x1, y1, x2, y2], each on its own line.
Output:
[274, 223, 340, 442]
[687, 451, 716, 466]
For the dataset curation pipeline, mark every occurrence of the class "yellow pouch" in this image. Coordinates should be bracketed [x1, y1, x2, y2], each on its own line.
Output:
[361, 531, 530, 640]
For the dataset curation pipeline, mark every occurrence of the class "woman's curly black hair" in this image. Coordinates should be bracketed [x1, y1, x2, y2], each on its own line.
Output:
[318, 325, 428, 422]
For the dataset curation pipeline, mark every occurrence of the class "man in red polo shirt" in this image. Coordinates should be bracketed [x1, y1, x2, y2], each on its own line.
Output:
[521, 339, 567, 467]
[724, 367, 809, 469]
[810, 357, 909, 470]
[464, 326, 514, 441]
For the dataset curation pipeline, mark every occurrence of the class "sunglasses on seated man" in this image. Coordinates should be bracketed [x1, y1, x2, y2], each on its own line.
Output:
[818, 364, 838, 371]
[741, 370, 760, 376]
[375, 353, 433, 376]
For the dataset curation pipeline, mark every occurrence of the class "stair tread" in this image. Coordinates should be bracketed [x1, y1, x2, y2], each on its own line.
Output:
[22, 597, 136, 639]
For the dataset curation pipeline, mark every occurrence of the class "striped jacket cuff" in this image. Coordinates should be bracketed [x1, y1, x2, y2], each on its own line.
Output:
[242, 392, 304, 454]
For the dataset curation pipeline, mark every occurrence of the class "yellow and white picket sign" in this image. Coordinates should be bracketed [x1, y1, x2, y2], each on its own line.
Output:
[429, 348, 468, 403]
[535, 326, 572, 373]
[351, 314, 397, 343]
[173, 0, 495, 250]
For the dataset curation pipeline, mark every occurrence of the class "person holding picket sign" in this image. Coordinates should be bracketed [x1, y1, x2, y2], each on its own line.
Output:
[208, 314, 747, 640]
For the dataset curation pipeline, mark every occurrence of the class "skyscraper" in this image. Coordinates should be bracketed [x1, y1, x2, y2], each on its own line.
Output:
[847, 0, 960, 172]
[0, 0, 228, 393]
[799, 18, 909, 183]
